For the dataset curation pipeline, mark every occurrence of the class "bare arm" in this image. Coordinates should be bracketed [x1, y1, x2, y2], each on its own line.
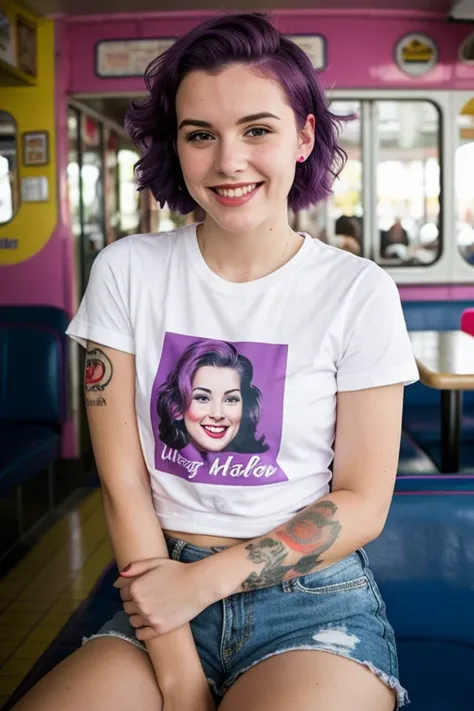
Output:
[84, 342, 206, 693]
[200, 383, 404, 598]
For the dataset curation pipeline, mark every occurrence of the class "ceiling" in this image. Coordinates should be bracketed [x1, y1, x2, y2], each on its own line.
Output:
[26, 0, 454, 17]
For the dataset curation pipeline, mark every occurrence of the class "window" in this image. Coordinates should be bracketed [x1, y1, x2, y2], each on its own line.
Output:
[456, 99, 474, 266]
[0, 111, 18, 224]
[375, 101, 441, 267]
[293, 101, 362, 256]
[293, 99, 442, 267]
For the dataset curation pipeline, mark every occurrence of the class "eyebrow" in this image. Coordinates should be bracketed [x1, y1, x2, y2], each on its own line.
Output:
[192, 387, 242, 395]
[178, 112, 281, 131]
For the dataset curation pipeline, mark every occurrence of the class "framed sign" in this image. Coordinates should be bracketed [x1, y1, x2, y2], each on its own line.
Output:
[96, 38, 175, 77]
[395, 33, 438, 77]
[22, 131, 49, 166]
[287, 35, 326, 71]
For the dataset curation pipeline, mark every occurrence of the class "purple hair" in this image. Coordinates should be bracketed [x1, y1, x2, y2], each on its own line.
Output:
[157, 339, 268, 452]
[125, 12, 347, 214]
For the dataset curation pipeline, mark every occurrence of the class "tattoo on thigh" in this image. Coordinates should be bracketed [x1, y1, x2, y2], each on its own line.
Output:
[85, 348, 113, 405]
[242, 501, 342, 591]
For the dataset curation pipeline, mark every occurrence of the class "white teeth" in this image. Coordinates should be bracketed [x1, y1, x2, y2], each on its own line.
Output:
[215, 183, 257, 198]
[204, 425, 226, 433]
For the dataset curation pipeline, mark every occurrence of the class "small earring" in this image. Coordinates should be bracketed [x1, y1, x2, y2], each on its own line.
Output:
[298, 156, 305, 163]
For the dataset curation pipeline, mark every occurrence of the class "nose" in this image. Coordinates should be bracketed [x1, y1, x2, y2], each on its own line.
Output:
[214, 136, 247, 177]
[209, 401, 225, 420]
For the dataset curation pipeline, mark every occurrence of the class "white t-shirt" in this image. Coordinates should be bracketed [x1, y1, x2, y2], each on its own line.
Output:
[66, 225, 418, 537]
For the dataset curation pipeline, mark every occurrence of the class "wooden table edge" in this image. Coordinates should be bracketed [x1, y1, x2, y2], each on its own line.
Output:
[416, 361, 474, 390]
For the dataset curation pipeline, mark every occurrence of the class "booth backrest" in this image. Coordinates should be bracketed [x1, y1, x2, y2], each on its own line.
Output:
[401, 300, 473, 332]
[365, 492, 474, 646]
[0, 325, 63, 422]
[0, 306, 69, 424]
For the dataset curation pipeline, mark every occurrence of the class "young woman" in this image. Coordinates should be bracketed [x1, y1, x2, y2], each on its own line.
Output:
[14, 12, 418, 711]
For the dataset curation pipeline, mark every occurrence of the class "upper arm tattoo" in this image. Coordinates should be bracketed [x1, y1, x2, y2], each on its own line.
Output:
[85, 347, 113, 407]
[241, 500, 342, 591]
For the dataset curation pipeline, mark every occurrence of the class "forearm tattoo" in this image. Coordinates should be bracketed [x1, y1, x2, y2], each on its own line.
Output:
[241, 500, 342, 591]
[84, 347, 113, 407]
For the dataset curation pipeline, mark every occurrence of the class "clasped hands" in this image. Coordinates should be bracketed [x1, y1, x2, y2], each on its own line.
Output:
[113, 555, 222, 641]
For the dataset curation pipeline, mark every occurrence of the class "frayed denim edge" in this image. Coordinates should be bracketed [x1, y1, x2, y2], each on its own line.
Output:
[218, 645, 410, 709]
[82, 632, 147, 653]
[81, 633, 220, 699]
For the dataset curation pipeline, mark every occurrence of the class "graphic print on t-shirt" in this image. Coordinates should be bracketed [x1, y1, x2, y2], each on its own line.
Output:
[150, 332, 289, 486]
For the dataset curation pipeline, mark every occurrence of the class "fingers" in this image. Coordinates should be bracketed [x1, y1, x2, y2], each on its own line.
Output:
[122, 601, 139, 615]
[129, 614, 148, 629]
[119, 586, 133, 602]
[135, 625, 161, 641]
[119, 558, 163, 577]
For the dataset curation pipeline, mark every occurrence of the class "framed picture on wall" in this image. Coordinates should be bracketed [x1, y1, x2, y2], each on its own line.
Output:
[22, 131, 49, 166]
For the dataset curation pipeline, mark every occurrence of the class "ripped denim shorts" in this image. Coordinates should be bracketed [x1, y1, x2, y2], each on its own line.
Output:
[83, 533, 409, 708]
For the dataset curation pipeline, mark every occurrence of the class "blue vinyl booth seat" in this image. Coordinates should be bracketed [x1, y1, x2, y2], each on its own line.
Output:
[365, 491, 474, 710]
[4, 491, 474, 711]
[0, 306, 69, 496]
[401, 300, 474, 469]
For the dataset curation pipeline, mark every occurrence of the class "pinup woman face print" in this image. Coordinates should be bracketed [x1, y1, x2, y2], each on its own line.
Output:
[182, 363, 245, 452]
[151, 333, 289, 486]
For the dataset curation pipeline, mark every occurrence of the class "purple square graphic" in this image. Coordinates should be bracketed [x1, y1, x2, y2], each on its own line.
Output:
[150, 332, 289, 486]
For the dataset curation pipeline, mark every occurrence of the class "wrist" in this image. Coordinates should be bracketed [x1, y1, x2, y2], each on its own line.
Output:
[193, 543, 254, 603]
[159, 661, 208, 695]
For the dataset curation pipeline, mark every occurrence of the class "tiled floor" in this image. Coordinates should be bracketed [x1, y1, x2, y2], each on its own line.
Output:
[0, 490, 112, 707]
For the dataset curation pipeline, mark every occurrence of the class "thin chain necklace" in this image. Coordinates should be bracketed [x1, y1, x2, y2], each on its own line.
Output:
[198, 225, 293, 277]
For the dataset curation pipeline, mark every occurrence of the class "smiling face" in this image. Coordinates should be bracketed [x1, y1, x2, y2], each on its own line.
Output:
[176, 63, 314, 234]
[183, 365, 243, 452]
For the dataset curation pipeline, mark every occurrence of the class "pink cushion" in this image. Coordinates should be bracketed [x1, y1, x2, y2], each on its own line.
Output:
[461, 308, 474, 336]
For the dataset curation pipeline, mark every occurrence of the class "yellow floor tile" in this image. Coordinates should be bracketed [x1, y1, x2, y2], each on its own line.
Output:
[26, 625, 64, 645]
[5, 599, 52, 615]
[0, 491, 102, 590]
[0, 675, 23, 695]
[0, 640, 18, 665]
[49, 598, 81, 614]
[39, 610, 71, 630]
[56, 588, 88, 603]
[13, 639, 49, 660]
[0, 624, 31, 644]
[0, 657, 35, 677]
[0, 610, 43, 629]
[16, 587, 59, 603]
[0, 583, 24, 603]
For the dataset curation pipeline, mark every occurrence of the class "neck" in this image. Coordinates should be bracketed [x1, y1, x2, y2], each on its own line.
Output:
[196, 215, 304, 283]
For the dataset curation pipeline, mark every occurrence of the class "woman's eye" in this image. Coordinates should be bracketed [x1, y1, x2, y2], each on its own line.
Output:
[246, 127, 270, 138]
[225, 396, 241, 404]
[193, 394, 210, 403]
[186, 132, 213, 143]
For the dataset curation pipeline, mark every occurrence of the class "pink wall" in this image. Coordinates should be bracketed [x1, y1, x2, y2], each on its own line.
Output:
[63, 11, 474, 94]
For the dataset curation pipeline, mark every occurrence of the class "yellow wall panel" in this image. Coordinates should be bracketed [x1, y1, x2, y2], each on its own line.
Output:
[0, 12, 57, 265]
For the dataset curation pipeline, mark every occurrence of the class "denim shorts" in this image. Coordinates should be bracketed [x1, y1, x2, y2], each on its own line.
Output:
[83, 533, 409, 708]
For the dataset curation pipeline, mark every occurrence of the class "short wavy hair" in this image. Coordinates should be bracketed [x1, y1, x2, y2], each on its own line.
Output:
[156, 339, 268, 453]
[126, 12, 347, 214]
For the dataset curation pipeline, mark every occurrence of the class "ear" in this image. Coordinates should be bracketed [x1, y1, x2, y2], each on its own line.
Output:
[297, 114, 316, 161]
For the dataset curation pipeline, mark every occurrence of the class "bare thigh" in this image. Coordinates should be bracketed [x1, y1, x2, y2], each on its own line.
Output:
[219, 650, 396, 711]
[11, 638, 162, 711]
